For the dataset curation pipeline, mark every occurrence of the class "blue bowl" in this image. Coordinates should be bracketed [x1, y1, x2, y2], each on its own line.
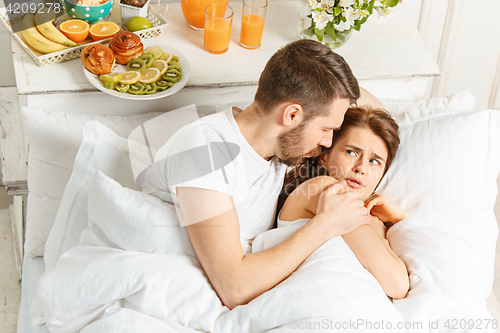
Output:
[62, 0, 114, 24]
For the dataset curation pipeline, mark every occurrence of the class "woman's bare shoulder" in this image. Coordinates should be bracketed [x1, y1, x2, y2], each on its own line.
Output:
[280, 176, 338, 221]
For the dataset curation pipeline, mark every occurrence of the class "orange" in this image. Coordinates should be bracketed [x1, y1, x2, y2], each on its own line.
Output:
[60, 19, 90, 43]
[89, 22, 121, 41]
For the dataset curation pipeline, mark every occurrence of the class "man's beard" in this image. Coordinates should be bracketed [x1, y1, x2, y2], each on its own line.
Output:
[277, 122, 320, 166]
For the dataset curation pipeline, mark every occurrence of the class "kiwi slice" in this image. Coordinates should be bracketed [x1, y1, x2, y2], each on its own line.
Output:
[115, 83, 130, 93]
[128, 82, 146, 95]
[162, 71, 181, 83]
[156, 79, 173, 91]
[156, 85, 169, 91]
[102, 81, 116, 90]
[171, 55, 179, 62]
[139, 53, 155, 68]
[127, 58, 147, 71]
[167, 63, 182, 73]
[156, 79, 173, 88]
[144, 82, 157, 94]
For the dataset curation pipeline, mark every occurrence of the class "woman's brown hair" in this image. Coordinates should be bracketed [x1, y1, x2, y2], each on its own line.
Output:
[279, 105, 400, 206]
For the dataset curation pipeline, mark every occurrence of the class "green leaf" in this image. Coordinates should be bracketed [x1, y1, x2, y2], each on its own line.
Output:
[367, 0, 375, 14]
[381, 0, 398, 7]
[300, 26, 315, 38]
[334, 7, 342, 16]
[325, 21, 337, 41]
[353, 16, 368, 30]
[314, 26, 325, 43]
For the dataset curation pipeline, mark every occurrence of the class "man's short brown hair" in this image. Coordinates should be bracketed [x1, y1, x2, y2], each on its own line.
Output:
[254, 39, 360, 120]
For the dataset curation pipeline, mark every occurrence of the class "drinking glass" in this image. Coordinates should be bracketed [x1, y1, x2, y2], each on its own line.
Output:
[240, 0, 267, 49]
[204, 3, 234, 54]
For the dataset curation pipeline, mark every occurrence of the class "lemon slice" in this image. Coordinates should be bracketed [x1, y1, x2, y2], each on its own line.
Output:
[143, 45, 163, 60]
[119, 71, 141, 84]
[159, 51, 173, 63]
[99, 72, 123, 83]
[151, 60, 168, 75]
[138, 68, 161, 84]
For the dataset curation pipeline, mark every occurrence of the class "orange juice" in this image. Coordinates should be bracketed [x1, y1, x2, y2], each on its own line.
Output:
[240, 14, 264, 48]
[182, 0, 228, 30]
[204, 19, 232, 53]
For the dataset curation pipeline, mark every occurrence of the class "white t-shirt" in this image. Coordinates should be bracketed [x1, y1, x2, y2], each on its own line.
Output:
[142, 106, 287, 253]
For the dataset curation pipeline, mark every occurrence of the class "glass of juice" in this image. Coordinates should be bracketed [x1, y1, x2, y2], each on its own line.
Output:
[182, 0, 228, 30]
[204, 3, 234, 54]
[240, 0, 267, 49]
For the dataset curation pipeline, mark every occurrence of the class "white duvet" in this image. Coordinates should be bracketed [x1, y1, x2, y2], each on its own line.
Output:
[34, 171, 495, 333]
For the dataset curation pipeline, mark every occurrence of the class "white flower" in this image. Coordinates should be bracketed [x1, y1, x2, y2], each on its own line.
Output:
[320, 0, 335, 9]
[358, 9, 370, 17]
[334, 20, 352, 31]
[307, 0, 320, 10]
[342, 6, 361, 25]
[358, 0, 364, 6]
[338, 0, 355, 8]
[312, 10, 334, 30]
[375, 7, 395, 25]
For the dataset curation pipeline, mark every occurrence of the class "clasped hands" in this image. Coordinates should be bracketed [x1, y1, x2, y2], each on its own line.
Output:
[316, 180, 409, 238]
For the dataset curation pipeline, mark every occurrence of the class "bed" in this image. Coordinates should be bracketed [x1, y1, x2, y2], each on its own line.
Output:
[16, 90, 500, 332]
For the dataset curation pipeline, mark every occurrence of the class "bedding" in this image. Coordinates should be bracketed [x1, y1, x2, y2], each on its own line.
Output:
[26, 91, 500, 332]
[20, 108, 164, 258]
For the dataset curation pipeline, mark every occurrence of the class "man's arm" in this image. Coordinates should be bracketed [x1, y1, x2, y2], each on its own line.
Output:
[177, 183, 369, 310]
[357, 87, 385, 109]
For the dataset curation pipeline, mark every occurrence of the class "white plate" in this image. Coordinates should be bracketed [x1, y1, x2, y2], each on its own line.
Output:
[83, 40, 190, 100]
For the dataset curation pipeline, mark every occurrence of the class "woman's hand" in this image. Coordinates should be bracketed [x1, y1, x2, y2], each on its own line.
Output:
[364, 193, 409, 224]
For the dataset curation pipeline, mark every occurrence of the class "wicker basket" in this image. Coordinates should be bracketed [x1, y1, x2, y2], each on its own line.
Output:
[0, 0, 168, 67]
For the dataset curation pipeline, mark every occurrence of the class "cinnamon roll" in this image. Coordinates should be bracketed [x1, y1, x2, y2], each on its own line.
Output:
[109, 31, 144, 64]
[81, 44, 115, 75]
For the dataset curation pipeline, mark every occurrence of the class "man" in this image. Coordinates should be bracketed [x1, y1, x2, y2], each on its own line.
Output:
[143, 39, 371, 310]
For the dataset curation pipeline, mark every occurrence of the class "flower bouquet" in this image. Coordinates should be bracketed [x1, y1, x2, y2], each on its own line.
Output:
[298, 0, 400, 49]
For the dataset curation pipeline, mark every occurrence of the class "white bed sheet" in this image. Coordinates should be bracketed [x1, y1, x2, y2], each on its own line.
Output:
[17, 256, 49, 333]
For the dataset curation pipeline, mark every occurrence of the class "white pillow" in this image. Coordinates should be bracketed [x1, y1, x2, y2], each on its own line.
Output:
[81, 170, 196, 257]
[376, 107, 500, 297]
[21, 108, 161, 258]
[380, 89, 476, 116]
[41, 105, 203, 272]
[21, 106, 209, 258]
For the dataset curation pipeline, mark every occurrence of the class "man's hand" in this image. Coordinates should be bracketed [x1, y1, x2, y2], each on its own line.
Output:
[315, 181, 370, 238]
[364, 193, 409, 224]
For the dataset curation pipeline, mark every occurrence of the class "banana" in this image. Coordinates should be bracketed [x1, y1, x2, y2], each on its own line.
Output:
[21, 14, 69, 54]
[34, 12, 78, 47]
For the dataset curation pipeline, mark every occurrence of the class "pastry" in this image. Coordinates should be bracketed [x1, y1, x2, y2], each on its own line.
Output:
[109, 31, 143, 65]
[81, 44, 115, 75]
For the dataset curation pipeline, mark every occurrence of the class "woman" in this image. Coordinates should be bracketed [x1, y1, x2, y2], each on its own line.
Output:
[278, 105, 410, 300]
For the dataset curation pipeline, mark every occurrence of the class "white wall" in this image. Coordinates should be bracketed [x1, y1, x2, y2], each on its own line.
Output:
[404, 0, 500, 110]
[0, 28, 15, 87]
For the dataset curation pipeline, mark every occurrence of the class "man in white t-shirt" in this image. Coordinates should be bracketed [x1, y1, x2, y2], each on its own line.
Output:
[143, 39, 371, 309]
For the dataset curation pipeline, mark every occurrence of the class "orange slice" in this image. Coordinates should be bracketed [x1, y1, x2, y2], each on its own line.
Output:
[90, 22, 121, 41]
[60, 19, 90, 43]
[143, 45, 163, 60]
[138, 68, 160, 83]
[119, 71, 141, 84]
[159, 51, 173, 63]
[151, 60, 168, 75]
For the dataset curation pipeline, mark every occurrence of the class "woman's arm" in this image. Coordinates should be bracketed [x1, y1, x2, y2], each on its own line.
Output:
[281, 178, 409, 299]
[342, 216, 409, 299]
